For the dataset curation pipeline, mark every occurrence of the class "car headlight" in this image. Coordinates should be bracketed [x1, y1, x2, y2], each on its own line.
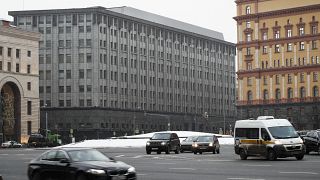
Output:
[146, 142, 150, 146]
[193, 143, 198, 147]
[128, 167, 136, 173]
[209, 143, 213, 147]
[161, 142, 166, 146]
[299, 138, 304, 144]
[86, 169, 106, 175]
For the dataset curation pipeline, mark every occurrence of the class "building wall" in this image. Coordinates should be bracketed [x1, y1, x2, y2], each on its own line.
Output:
[0, 24, 40, 143]
[9, 7, 236, 138]
[235, 0, 320, 129]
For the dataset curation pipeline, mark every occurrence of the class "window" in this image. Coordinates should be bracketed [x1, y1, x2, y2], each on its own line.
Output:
[246, 34, 251, 42]
[300, 73, 304, 83]
[27, 101, 32, 115]
[288, 74, 292, 84]
[7, 62, 11, 71]
[59, 86, 64, 93]
[313, 72, 318, 82]
[79, 85, 84, 92]
[235, 128, 259, 139]
[275, 75, 280, 85]
[262, 32, 268, 40]
[66, 70, 71, 79]
[299, 42, 305, 50]
[246, 62, 252, 70]
[87, 85, 92, 92]
[263, 76, 268, 85]
[59, 100, 64, 107]
[300, 87, 306, 98]
[27, 50, 31, 57]
[27, 82, 31, 90]
[275, 44, 280, 53]
[78, 26, 84, 33]
[27, 65, 31, 74]
[275, 89, 281, 100]
[299, 27, 304, 36]
[263, 90, 269, 100]
[16, 63, 20, 72]
[263, 46, 267, 54]
[58, 27, 64, 33]
[86, 26, 91, 33]
[288, 88, 293, 99]
[247, 91, 253, 101]
[66, 86, 71, 93]
[275, 30, 280, 39]
[79, 69, 84, 79]
[16, 49, 20, 59]
[0, 46, 3, 56]
[66, 26, 71, 33]
[312, 26, 318, 35]
[312, 41, 317, 49]
[27, 121, 32, 135]
[8, 47, 12, 57]
[246, 21, 251, 28]
[313, 86, 319, 97]
[246, 6, 251, 15]
[46, 27, 51, 34]
[287, 29, 292, 37]
[287, 43, 292, 52]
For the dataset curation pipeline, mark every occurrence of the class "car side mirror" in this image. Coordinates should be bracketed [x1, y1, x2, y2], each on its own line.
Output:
[263, 135, 271, 141]
[59, 158, 70, 164]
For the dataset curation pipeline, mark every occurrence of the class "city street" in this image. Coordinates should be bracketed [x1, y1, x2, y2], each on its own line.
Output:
[0, 145, 320, 180]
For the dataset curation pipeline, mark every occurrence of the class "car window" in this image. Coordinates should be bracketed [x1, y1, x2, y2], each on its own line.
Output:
[68, 149, 110, 162]
[261, 128, 270, 140]
[197, 136, 213, 142]
[151, 133, 171, 140]
[56, 151, 67, 160]
[41, 151, 57, 161]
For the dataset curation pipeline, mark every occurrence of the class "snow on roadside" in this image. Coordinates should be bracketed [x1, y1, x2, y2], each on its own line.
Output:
[60, 131, 234, 148]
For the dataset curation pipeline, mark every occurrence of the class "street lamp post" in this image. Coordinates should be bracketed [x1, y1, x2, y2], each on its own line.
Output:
[42, 104, 48, 138]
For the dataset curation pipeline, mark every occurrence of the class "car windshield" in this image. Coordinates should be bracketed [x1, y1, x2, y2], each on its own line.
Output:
[268, 126, 299, 139]
[197, 136, 213, 142]
[68, 149, 110, 162]
[185, 136, 197, 142]
[151, 133, 171, 140]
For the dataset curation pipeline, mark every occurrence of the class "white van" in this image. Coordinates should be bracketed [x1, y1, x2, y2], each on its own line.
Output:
[234, 116, 305, 160]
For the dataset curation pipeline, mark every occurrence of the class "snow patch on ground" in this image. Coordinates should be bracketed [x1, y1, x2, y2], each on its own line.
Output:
[60, 131, 234, 148]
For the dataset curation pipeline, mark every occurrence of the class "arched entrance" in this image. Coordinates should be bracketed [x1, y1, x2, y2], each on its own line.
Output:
[0, 82, 21, 142]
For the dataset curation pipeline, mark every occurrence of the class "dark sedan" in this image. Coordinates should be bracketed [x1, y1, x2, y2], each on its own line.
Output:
[192, 135, 220, 154]
[304, 130, 320, 154]
[180, 136, 198, 153]
[28, 148, 136, 180]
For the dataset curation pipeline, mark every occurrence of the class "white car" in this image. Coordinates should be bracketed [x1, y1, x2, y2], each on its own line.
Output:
[1, 141, 22, 148]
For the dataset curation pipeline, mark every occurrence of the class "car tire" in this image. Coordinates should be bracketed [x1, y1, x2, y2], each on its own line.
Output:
[199, 151, 202, 154]
[31, 172, 41, 180]
[76, 173, 87, 180]
[267, 149, 277, 161]
[180, 149, 184, 153]
[165, 146, 170, 154]
[239, 149, 247, 160]
[193, 151, 197, 154]
[174, 146, 180, 154]
[213, 148, 216, 154]
[216, 148, 220, 154]
[146, 150, 151, 154]
[295, 154, 304, 160]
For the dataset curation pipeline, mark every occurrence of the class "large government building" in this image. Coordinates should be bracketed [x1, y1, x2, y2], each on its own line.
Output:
[0, 20, 40, 144]
[234, 0, 320, 130]
[9, 7, 235, 141]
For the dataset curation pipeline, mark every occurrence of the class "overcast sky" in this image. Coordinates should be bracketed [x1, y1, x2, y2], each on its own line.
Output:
[0, 0, 236, 43]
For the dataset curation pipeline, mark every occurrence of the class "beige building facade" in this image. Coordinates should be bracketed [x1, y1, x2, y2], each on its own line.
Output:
[235, 0, 320, 129]
[0, 20, 40, 143]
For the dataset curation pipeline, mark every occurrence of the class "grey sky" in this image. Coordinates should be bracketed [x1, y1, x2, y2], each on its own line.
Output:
[1, 0, 236, 43]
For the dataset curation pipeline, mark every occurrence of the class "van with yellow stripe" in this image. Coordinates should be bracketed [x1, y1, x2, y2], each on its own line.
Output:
[234, 116, 305, 160]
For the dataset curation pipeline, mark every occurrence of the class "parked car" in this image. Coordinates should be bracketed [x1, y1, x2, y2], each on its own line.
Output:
[146, 132, 180, 154]
[27, 148, 136, 180]
[27, 134, 47, 148]
[1, 141, 22, 148]
[192, 135, 220, 154]
[304, 130, 320, 154]
[180, 136, 198, 153]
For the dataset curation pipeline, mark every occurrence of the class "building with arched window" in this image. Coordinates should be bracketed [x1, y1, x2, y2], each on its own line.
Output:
[235, 0, 320, 130]
[0, 20, 40, 144]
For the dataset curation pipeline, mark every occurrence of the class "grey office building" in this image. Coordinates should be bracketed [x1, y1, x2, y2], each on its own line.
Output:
[9, 6, 236, 141]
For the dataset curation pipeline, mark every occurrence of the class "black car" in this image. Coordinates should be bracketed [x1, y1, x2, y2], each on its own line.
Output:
[180, 136, 198, 153]
[146, 132, 180, 154]
[27, 134, 47, 148]
[304, 130, 320, 154]
[192, 135, 220, 154]
[27, 148, 136, 180]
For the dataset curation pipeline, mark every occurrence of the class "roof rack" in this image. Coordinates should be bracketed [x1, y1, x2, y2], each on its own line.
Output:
[257, 116, 274, 120]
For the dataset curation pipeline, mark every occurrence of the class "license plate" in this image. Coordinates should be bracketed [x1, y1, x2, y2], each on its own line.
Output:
[152, 148, 158, 150]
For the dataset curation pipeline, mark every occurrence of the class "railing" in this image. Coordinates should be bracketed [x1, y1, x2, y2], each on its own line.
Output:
[237, 97, 320, 106]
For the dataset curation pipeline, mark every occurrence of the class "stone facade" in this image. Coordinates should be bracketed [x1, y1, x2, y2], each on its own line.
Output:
[0, 20, 40, 143]
[9, 7, 236, 141]
[234, 0, 320, 129]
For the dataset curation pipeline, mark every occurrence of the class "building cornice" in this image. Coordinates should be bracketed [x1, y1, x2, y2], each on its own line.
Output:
[237, 97, 320, 106]
[234, 4, 320, 23]
[235, 0, 271, 5]
[0, 26, 40, 41]
[237, 64, 320, 79]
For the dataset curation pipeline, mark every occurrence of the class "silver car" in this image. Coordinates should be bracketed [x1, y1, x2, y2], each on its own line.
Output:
[1, 141, 22, 148]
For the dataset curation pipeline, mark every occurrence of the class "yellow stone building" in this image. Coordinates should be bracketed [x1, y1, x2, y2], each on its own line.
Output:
[234, 0, 320, 129]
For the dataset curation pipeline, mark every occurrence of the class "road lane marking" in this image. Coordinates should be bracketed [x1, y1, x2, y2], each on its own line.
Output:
[279, 172, 318, 175]
[115, 155, 125, 157]
[243, 164, 272, 167]
[228, 178, 265, 180]
[155, 162, 176, 165]
[132, 155, 143, 158]
[169, 168, 196, 170]
[0, 154, 9, 156]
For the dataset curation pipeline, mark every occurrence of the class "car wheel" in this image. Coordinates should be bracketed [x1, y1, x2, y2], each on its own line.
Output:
[239, 149, 247, 160]
[31, 172, 41, 180]
[180, 149, 184, 153]
[267, 149, 277, 161]
[193, 151, 197, 154]
[165, 146, 170, 154]
[295, 154, 304, 160]
[76, 173, 87, 180]
[216, 148, 220, 154]
[174, 146, 180, 154]
[199, 151, 202, 154]
[212, 148, 216, 154]
[146, 150, 151, 154]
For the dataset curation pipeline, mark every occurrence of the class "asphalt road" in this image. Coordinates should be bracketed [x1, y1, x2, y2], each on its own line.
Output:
[0, 145, 320, 180]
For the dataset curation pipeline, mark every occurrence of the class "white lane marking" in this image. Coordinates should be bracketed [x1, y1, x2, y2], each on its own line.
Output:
[169, 168, 196, 170]
[115, 155, 125, 158]
[132, 155, 143, 159]
[279, 172, 318, 175]
[228, 178, 265, 180]
[0, 154, 9, 156]
[155, 162, 176, 165]
[243, 164, 272, 167]
[200, 159, 234, 162]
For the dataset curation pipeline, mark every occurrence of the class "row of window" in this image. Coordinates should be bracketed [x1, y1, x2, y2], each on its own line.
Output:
[0, 61, 31, 73]
[0, 46, 32, 58]
[247, 86, 319, 101]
